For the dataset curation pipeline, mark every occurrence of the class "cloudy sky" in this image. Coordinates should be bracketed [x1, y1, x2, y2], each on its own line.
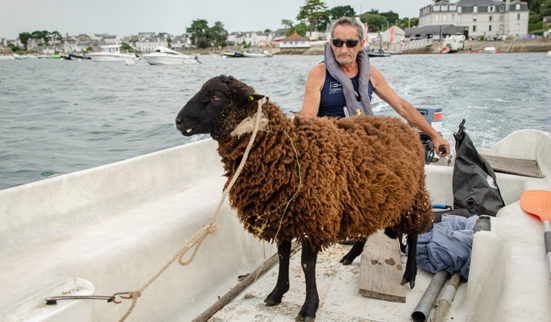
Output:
[1, 0, 431, 39]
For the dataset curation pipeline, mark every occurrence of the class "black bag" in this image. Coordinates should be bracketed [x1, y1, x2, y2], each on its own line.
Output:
[452, 120, 505, 217]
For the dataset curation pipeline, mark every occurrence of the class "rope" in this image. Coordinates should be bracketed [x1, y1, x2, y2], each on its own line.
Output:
[115, 99, 265, 322]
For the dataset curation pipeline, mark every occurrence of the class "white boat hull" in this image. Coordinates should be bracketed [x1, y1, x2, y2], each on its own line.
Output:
[143, 54, 197, 65]
[88, 53, 136, 62]
[1, 130, 550, 321]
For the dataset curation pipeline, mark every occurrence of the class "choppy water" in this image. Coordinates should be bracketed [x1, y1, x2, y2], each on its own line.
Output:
[1, 53, 550, 190]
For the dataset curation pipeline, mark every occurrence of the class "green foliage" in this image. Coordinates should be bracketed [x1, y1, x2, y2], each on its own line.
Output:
[529, 21, 543, 32]
[542, 0, 551, 16]
[8, 43, 21, 52]
[297, 0, 329, 32]
[379, 11, 399, 25]
[329, 5, 355, 20]
[120, 42, 134, 53]
[210, 21, 228, 48]
[186, 19, 228, 49]
[397, 17, 419, 30]
[18, 32, 31, 48]
[282, 18, 308, 37]
[359, 13, 388, 32]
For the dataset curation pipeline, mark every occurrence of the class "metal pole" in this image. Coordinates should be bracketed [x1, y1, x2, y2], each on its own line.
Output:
[431, 274, 462, 322]
[411, 271, 449, 322]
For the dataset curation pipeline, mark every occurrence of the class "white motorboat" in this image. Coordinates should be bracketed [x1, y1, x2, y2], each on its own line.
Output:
[143, 46, 198, 65]
[1, 129, 550, 321]
[0, 55, 15, 60]
[442, 35, 465, 53]
[243, 49, 273, 58]
[547, 50, 551, 58]
[88, 45, 137, 62]
[482, 46, 497, 54]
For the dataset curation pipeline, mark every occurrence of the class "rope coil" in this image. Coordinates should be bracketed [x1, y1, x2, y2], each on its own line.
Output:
[115, 99, 265, 322]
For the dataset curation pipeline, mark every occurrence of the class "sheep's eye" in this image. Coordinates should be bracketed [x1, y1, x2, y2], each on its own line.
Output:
[211, 95, 221, 101]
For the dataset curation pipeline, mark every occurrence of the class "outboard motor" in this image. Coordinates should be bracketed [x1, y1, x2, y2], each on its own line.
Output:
[415, 107, 443, 164]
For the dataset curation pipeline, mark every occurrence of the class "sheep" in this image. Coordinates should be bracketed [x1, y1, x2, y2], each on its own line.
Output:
[175, 75, 433, 321]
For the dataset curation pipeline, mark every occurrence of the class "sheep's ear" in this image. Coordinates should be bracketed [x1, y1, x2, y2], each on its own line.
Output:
[240, 92, 265, 105]
[248, 92, 265, 102]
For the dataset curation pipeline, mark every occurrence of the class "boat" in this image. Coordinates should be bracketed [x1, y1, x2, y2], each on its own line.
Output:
[482, 46, 497, 54]
[435, 46, 451, 54]
[367, 49, 391, 57]
[1, 129, 550, 321]
[36, 55, 62, 59]
[442, 35, 465, 53]
[547, 51, 551, 58]
[0, 55, 15, 60]
[69, 53, 91, 60]
[223, 51, 244, 58]
[88, 45, 138, 62]
[142, 46, 198, 65]
[242, 50, 273, 58]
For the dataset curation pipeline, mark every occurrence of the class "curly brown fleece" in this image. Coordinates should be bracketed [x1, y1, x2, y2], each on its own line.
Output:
[214, 84, 433, 251]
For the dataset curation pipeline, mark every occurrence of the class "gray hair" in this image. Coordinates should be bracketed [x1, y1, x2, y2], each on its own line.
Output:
[329, 17, 364, 41]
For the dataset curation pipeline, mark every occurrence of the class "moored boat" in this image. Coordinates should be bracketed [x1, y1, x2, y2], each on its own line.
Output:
[88, 45, 137, 62]
[243, 50, 273, 58]
[142, 46, 198, 65]
[1, 129, 550, 321]
[223, 51, 244, 58]
[483, 46, 497, 54]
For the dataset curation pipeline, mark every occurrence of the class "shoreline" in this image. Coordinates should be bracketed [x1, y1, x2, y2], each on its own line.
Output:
[183, 38, 551, 56]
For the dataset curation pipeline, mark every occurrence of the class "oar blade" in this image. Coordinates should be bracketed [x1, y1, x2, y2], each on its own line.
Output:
[520, 190, 551, 222]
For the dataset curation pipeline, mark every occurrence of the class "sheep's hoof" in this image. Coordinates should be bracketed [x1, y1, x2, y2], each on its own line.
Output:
[296, 314, 315, 321]
[264, 297, 281, 307]
[339, 257, 353, 265]
[401, 278, 415, 289]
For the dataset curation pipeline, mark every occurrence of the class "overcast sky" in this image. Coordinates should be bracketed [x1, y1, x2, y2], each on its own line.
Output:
[1, 0, 431, 39]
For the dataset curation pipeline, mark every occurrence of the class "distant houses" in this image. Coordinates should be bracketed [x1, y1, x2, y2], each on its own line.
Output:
[414, 0, 529, 39]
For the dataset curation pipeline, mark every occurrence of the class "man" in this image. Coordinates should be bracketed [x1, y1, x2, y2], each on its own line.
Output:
[301, 17, 450, 157]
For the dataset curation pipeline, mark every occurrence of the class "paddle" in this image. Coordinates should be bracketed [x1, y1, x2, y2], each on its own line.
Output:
[520, 190, 551, 280]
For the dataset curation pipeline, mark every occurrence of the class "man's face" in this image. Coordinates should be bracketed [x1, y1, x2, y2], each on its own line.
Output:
[330, 24, 365, 66]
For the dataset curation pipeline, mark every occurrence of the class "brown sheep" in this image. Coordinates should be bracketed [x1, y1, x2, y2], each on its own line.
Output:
[175, 75, 433, 321]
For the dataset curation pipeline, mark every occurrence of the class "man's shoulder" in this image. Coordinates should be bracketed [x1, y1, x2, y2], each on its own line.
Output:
[308, 63, 326, 80]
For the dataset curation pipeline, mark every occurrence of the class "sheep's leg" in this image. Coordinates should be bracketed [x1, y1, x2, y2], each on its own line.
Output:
[297, 242, 319, 321]
[401, 234, 418, 288]
[339, 240, 365, 265]
[264, 239, 291, 306]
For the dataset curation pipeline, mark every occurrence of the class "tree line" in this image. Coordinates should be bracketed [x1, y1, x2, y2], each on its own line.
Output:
[12, 0, 550, 53]
[283, 0, 418, 37]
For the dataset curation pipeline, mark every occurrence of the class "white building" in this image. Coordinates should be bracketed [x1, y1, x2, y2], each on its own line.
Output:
[279, 33, 311, 48]
[419, 0, 529, 38]
[104, 35, 120, 44]
[381, 26, 406, 43]
[227, 31, 276, 46]
[134, 37, 168, 52]
[171, 36, 192, 50]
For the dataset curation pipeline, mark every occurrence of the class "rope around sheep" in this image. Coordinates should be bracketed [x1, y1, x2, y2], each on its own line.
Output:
[115, 98, 265, 322]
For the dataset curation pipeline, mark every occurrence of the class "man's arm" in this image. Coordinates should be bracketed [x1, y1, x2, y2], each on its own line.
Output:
[370, 65, 450, 156]
[300, 63, 326, 118]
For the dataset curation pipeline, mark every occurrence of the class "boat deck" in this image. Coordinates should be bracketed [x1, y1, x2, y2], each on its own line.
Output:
[211, 242, 463, 322]
[1, 130, 550, 321]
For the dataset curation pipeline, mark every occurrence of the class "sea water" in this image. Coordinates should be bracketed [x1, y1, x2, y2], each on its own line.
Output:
[1, 52, 550, 189]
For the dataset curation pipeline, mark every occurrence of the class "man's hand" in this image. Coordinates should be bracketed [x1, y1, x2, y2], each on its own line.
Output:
[432, 136, 450, 157]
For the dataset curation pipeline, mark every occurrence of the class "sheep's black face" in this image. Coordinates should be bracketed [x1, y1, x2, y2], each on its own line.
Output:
[175, 75, 263, 140]
[175, 78, 230, 136]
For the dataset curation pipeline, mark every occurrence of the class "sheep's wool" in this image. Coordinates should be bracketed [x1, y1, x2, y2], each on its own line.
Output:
[218, 100, 433, 250]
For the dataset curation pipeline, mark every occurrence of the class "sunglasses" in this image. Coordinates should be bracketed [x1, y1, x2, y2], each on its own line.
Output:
[331, 38, 359, 48]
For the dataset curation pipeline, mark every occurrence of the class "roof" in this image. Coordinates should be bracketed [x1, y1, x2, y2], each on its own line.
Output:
[280, 33, 309, 42]
[456, 0, 502, 5]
